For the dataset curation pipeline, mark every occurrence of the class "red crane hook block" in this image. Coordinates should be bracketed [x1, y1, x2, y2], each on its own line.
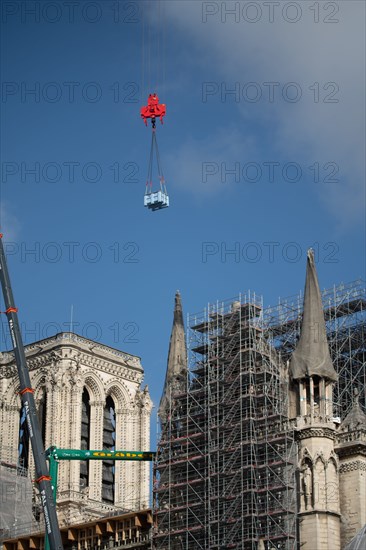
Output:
[140, 93, 166, 127]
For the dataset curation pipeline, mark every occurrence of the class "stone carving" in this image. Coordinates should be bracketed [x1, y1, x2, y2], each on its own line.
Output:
[339, 461, 366, 473]
[301, 463, 313, 510]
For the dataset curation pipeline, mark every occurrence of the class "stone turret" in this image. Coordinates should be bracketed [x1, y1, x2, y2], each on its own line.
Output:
[339, 390, 366, 433]
[158, 292, 187, 422]
[336, 389, 366, 547]
[290, 249, 341, 550]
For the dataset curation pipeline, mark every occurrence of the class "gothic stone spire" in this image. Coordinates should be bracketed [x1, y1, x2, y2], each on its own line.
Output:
[290, 249, 337, 381]
[158, 291, 187, 422]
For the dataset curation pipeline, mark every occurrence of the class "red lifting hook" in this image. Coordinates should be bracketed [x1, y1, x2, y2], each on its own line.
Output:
[140, 93, 166, 127]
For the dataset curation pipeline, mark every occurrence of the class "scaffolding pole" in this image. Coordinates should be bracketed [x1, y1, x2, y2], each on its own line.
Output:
[154, 293, 297, 549]
[153, 279, 365, 549]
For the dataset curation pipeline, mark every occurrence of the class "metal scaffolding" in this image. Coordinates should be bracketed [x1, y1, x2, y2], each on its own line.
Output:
[154, 293, 297, 549]
[263, 279, 366, 419]
[153, 279, 366, 549]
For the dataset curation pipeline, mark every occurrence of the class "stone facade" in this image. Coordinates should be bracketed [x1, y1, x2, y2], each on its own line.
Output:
[153, 278, 366, 550]
[291, 382, 366, 550]
[289, 251, 366, 550]
[336, 398, 366, 547]
[294, 396, 341, 550]
[0, 332, 152, 528]
[293, 400, 366, 549]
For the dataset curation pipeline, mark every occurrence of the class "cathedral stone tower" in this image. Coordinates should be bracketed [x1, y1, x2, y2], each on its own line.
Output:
[336, 389, 366, 546]
[289, 250, 341, 549]
[0, 332, 152, 527]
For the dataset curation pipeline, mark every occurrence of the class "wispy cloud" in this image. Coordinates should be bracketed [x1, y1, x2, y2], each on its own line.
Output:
[163, 1, 365, 229]
[164, 126, 258, 196]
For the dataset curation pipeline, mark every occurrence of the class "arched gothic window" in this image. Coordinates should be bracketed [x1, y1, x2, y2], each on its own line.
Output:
[38, 388, 47, 446]
[80, 388, 91, 489]
[18, 387, 47, 471]
[18, 406, 29, 470]
[102, 395, 116, 503]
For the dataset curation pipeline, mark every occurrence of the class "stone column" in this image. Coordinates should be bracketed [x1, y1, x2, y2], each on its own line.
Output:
[119, 406, 140, 510]
[89, 400, 104, 501]
[46, 381, 63, 448]
[309, 377, 314, 418]
[325, 383, 333, 418]
[139, 407, 151, 508]
[320, 379, 326, 418]
[299, 381, 306, 416]
[337, 431, 366, 547]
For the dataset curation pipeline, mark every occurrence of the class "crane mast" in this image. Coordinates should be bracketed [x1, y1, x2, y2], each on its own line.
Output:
[0, 235, 63, 550]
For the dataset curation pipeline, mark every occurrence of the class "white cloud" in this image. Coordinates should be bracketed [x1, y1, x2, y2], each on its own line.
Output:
[162, 1, 365, 229]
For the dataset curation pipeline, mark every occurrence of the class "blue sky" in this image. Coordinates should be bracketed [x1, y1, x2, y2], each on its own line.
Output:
[0, 1, 365, 453]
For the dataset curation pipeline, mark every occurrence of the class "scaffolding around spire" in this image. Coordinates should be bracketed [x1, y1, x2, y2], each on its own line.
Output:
[153, 292, 297, 549]
[153, 279, 366, 549]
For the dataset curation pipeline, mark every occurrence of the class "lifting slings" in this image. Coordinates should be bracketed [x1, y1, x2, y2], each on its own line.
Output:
[140, 93, 169, 211]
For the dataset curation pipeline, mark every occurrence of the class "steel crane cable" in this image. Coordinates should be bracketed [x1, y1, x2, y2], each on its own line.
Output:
[141, 3, 145, 101]
[141, 1, 165, 102]
[145, 129, 155, 195]
[145, 130, 167, 196]
[153, 130, 167, 194]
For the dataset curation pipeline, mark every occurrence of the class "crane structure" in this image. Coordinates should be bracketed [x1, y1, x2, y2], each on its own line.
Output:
[44, 447, 155, 550]
[46, 447, 155, 501]
[0, 235, 156, 549]
[0, 235, 64, 550]
[140, 93, 169, 211]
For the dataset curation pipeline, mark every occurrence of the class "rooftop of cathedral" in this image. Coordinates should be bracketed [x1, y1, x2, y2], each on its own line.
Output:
[0, 332, 143, 372]
[1, 508, 153, 550]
